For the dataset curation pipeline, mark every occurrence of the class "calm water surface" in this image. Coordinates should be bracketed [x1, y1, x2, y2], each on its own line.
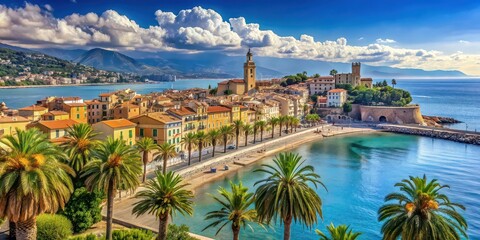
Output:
[173, 132, 480, 239]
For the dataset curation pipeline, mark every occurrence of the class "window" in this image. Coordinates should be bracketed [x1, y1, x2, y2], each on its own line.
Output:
[76, 114, 80, 119]
[55, 130, 59, 138]
[168, 130, 171, 136]
[120, 131, 123, 139]
[153, 129, 158, 137]
[129, 130, 133, 138]
[140, 128, 144, 137]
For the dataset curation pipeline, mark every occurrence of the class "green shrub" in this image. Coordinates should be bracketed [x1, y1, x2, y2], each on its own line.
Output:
[167, 224, 198, 240]
[112, 229, 155, 240]
[69, 233, 102, 240]
[61, 187, 104, 233]
[37, 214, 73, 240]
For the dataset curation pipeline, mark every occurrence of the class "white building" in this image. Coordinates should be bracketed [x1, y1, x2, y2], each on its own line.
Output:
[308, 76, 335, 95]
[327, 89, 347, 107]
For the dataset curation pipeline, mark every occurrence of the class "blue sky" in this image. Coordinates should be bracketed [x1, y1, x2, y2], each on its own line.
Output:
[1, 0, 480, 74]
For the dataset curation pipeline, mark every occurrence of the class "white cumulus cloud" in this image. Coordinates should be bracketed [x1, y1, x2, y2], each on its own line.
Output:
[376, 38, 397, 44]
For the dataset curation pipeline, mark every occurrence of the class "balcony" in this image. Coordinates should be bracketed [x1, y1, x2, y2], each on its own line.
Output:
[198, 125, 206, 130]
[184, 126, 195, 131]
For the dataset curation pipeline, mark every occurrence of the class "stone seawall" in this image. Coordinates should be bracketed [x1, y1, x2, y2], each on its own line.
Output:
[380, 124, 480, 145]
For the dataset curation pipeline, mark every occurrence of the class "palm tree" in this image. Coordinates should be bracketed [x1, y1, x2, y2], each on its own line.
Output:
[378, 175, 467, 240]
[207, 129, 221, 157]
[219, 125, 234, 153]
[253, 121, 260, 144]
[133, 171, 194, 240]
[268, 117, 279, 139]
[292, 118, 300, 132]
[135, 137, 159, 183]
[232, 120, 243, 150]
[61, 123, 99, 174]
[316, 223, 361, 240]
[257, 120, 267, 142]
[203, 181, 264, 240]
[155, 143, 177, 174]
[278, 116, 287, 136]
[195, 131, 207, 163]
[82, 137, 142, 240]
[181, 132, 197, 166]
[243, 124, 253, 147]
[0, 128, 74, 240]
[391, 79, 397, 88]
[286, 116, 293, 134]
[254, 152, 326, 240]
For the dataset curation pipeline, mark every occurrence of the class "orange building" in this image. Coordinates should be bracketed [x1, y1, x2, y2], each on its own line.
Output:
[33, 119, 79, 141]
[41, 111, 70, 121]
[113, 102, 140, 120]
[62, 102, 87, 123]
[130, 112, 182, 151]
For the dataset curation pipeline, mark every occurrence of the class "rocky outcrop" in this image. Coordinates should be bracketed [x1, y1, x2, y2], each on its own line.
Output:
[380, 124, 480, 145]
[423, 115, 462, 127]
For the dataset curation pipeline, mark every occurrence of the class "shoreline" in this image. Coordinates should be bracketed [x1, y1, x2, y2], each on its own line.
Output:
[179, 126, 377, 192]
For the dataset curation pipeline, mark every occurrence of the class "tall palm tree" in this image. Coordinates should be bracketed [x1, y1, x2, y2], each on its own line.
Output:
[61, 123, 99, 174]
[316, 223, 362, 240]
[254, 152, 326, 240]
[257, 120, 267, 142]
[195, 131, 207, 163]
[133, 171, 194, 240]
[135, 137, 159, 183]
[242, 124, 253, 147]
[268, 117, 279, 139]
[286, 116, 293, 134]
[232, 120, 243, 150]
[181, 132, 197, 166]
[378, 175, 467, 240]
[0, 128, 74, 240]
[82, 137, 142, 240]
[203, 181, 264, 240]
[278, 116, 287, 136]
[155, 143, 177, 174]
[253, 121, 260, 144]
[219, 125, 234, 153]
[391, 79, 397, 88]
[207, 129, 221, 157]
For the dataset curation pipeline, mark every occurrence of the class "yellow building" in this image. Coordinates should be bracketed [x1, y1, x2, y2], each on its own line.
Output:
[33, 119, 79, 140]
[113, 102, 141, 120]
[0, 116, 30, 137]
[93, 119, 137, 146]
[217, 49, 257, 96]
[167, 107, 198, 134]
[207, 106, 231, 130]
[18, 105, 48, 121]
[129, 112, 182, 152]
[62, 103, 87, 123]
[41, 111, 70, 121]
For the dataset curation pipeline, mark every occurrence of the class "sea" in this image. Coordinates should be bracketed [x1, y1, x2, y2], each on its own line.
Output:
[0, 78, 478, 130]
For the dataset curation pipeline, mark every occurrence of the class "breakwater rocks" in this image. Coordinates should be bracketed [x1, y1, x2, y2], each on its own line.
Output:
[380, 124, 480, 145]
[423, 115, 462, 127]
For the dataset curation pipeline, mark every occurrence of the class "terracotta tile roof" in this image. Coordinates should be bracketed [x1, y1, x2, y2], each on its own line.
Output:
[64, 102, 87, 107]
[328, 89, 347, 93]
[0, 116, 30, 123]
[207, 106, 231, 113]
[42, 111, 69, 116]
[317, 97, 327, 103]
[131, 112, 181, 124]
[37, 119, 78, 130]
[99, 119, 136, 128]
[167, 107, 195, 116]
[99, 92, 115, 97]
[229, 79, 245, 83]
[18, 105, 47, 111]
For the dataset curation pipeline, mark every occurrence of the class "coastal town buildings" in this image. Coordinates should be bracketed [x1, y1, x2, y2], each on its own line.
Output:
[93, 119, 137, 146]
[130, 112, 183, 152]
[217, 49, 257, 95]
[307, 76, 335, 95]
[0, 115, 30, 137]
[327, 89, 348, 107]
[18, 105, 48, 121]
[33, 119, 78, 140]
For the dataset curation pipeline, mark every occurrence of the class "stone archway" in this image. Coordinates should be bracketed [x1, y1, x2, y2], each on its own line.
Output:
[379, 116, 387, 122]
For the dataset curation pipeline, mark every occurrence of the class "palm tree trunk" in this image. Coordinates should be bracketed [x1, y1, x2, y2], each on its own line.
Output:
[9, 221, 16, 240]
[253, 130, 257, 143]
[244, 133, 248, 146]
[279, 123, 283, 136]
[106, 179, 115, 240]
[187, 145, 192, 166]
[261, 128, 264, 141]
[235, 132, 239, 149]
[232, 224, 240, 240]
[223, 136, 227, 153]
[212, 143, 216, 157]
[157, 213, 169, 240]
[162, 156, 167, 174]
[271, 126, 275, 139]
[199, 143, 203, 162]
[142, 151, 148, 183]
[15, 217, 36, 240]
[283, 215, 292, 240]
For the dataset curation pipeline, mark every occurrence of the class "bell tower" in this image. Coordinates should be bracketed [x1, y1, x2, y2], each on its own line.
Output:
[244, 48, 256, 93]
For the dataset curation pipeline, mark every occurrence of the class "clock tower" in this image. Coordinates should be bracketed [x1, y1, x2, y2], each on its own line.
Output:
[244, 49, 256, 93]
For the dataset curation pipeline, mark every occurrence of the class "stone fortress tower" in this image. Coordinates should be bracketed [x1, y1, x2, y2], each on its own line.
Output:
[244, 49, 256, 92]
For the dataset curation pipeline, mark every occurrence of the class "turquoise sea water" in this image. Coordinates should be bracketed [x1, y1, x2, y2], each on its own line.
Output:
[173, 132, 480, 239]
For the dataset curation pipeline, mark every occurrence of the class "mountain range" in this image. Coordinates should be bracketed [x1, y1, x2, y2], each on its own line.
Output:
[0, 42, 467, 79]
